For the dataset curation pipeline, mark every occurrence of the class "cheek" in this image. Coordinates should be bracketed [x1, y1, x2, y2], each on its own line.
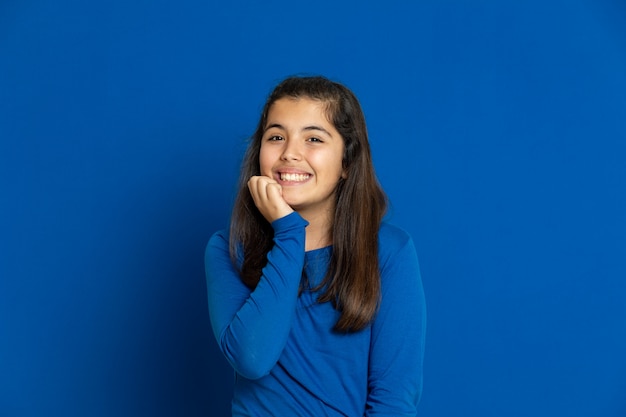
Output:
[314, 154, 344, 181]
[328, 153, 345, 179]
[258, 146, 273, 175]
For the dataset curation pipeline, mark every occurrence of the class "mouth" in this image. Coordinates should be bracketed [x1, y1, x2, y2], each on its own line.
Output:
[279, 172, 311, 183]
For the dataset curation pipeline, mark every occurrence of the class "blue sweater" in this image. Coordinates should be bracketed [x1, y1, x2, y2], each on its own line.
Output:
[204, 212, 426, 416]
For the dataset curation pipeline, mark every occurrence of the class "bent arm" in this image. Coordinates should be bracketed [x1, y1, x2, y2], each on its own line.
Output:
[204, 213, 307, 379]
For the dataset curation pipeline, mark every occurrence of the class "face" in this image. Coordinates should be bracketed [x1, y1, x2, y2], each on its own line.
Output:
[259, 97, 346, 219]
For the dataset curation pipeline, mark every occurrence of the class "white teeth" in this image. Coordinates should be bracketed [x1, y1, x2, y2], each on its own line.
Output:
[280, 173, 310, 182]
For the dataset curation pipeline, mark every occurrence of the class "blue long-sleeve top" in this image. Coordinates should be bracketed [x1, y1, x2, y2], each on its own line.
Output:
[205, 212, 426, 416]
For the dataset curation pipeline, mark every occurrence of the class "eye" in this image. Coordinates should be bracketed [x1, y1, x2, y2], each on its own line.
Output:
[307, 137, 323, 143]
[267, 135, 284, 141]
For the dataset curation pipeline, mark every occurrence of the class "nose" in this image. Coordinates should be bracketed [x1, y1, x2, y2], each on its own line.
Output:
[280, 139, 301, 161]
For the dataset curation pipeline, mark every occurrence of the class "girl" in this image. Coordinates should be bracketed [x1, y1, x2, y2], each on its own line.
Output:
[205, 75, 426, 416]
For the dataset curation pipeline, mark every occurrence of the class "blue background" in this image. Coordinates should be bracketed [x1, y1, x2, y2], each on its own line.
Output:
[1, 1, 625, 416]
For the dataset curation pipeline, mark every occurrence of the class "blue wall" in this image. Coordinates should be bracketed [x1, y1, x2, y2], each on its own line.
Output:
[1, 1, 625, 416]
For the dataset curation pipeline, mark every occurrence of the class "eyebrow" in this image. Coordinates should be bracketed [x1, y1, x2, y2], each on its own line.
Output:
[264, 123, 333, 138]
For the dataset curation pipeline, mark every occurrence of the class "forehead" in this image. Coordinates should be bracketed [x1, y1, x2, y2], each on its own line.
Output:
[266, 97, 332, 125]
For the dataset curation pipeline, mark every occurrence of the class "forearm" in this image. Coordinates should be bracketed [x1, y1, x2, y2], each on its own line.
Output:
[205, 213, 308, 379]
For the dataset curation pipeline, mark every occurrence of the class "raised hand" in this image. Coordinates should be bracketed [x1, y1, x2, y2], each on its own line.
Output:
[248, 176, 294, 223]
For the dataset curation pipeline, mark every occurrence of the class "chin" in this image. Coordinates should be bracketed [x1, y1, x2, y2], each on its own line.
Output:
[283, 199, 302, 210]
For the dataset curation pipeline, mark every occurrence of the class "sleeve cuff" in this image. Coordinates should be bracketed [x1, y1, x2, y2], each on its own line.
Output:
[271, 211, 309, 232]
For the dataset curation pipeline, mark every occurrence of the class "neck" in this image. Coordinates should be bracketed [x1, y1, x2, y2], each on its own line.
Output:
[299, 208, 333, 251]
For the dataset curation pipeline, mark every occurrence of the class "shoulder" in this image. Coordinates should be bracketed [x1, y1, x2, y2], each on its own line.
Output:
[205, 228, 230, 258]
[377, 222, 418, 267]
[378, 222, 414, 251]
[208, 228, 229, 246]
[204, 228, 244, 281]
[376, 223, 423, 306]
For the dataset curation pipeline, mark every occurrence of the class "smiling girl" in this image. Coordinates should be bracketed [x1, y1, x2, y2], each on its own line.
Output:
[205, 76, 426, 416]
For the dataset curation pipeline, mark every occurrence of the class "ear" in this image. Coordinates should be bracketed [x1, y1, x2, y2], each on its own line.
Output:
[341, 157, 348, 179]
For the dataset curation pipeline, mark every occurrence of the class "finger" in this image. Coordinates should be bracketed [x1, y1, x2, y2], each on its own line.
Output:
[247, 176, 292, 222]
[248, 176, 276, 206]
[265, 183, 293, 219]
[265, 182, 283, 202]
[247, 176, 262, 205]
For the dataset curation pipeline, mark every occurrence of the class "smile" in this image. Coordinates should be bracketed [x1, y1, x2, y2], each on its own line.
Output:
[280, 173, 311, 182]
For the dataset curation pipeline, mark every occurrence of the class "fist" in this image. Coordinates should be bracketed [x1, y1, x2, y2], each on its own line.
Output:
[248, 176, 294, 223]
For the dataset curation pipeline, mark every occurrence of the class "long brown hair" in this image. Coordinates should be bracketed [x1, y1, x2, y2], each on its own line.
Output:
[229, 75, 387, 332]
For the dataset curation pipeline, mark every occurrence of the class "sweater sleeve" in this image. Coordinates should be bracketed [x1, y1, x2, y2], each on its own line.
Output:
[204, 212, 308, 380]
[365, 232, 427, 416]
